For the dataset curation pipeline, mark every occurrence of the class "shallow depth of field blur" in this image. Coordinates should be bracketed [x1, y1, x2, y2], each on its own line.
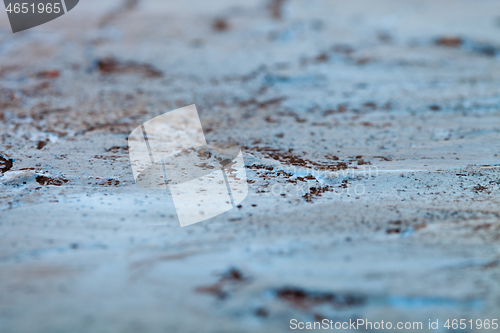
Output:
[0, 1, 499, 332]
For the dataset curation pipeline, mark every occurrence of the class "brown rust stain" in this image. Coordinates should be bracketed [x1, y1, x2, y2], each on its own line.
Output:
[97, 58, 162, 78]
[274, 287, 366, 310]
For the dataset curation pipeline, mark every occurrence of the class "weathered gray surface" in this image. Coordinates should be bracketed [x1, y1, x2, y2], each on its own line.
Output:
[0, 0, 499, 332]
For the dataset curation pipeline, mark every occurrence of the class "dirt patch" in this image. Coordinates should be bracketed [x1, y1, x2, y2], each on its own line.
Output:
[436, 36, 463, 47]
[274, 287, 366, 310]
[374, 156, 392, 161]
[105, 146, 129, 153]
[94, 155, 127, 161]
[78, 121, 135, 135]
[100, 179, 121, 186]
[435, 36, 499, 57]
[35, 175, 68, 186]
[238, 97, 285, 111]
[195, 267, 248, 300]
[323, 104, 349, 116]
[245, 146, 352, 171]
[0, 155, 14, 173]
[36, 140, 48, 150]
[213, 18, 230, 32]
[97, 58, 162, 78]
[269, 0, 288, 19]
[302, 185, 334, 202]
[36, 70, 60, 79]
[472, 185, 489, 193]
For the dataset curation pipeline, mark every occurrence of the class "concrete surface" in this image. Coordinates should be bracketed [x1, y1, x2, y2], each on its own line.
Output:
[0, 0, 499, 332]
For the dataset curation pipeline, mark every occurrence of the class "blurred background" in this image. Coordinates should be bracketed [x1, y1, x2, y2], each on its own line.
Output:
[1, 1, 499, 332]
